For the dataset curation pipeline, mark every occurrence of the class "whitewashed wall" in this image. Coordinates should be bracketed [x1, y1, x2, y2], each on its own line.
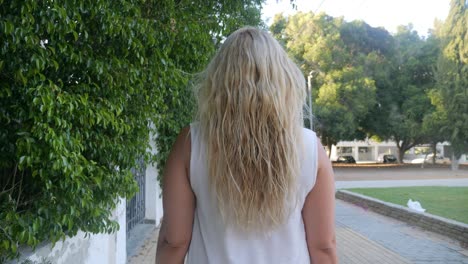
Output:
[13, 198, 126, 264]
[12, 135, 164, 264]
[330, 139, 398, 162]
[145, 136, 164, 226]
[145, 161, 163, 226]
[330, 140, 463, 163]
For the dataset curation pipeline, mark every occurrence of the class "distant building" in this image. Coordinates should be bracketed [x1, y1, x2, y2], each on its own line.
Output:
[330, 139, 468, 164]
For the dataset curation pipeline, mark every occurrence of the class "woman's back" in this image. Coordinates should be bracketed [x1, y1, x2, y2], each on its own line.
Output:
[187, 123, 319, 264]
[155, 27, 336, 264]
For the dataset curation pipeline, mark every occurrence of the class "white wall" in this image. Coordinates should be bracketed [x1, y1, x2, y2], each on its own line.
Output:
[14, 198, 127, 264]
[331, 140, 458, 163]
[145, 137, 164, 226]
[13, 135, 165, 264]
[331, 140, 388, 161]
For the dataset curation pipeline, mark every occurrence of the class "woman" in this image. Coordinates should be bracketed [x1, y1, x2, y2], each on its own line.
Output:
[156, 27, 337, 264]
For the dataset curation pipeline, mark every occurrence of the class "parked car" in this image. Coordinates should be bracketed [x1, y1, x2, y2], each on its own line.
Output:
[410, 157, 425, 164]
[425, 154, 450, 164]
[377, 154, 397, 163]
[410, 154, 450, 164]
[336, 156, 356, 163]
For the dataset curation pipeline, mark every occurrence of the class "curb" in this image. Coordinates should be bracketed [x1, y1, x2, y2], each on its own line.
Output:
[336, 190, 468, 248]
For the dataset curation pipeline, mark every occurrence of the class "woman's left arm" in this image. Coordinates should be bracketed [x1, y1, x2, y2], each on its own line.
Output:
[156, 127, 195, 264]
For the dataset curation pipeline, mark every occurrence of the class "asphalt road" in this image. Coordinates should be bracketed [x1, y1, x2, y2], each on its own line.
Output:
[334, 165, 468, 181]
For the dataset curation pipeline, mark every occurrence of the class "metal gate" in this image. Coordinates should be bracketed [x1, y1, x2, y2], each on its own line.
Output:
[126, 158, 146, 235]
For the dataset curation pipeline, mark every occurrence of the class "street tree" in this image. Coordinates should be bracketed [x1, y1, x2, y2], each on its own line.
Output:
[340, 20, 397, 141]
[432, 0, 468, 169]
[422, 89, 450, 164]
[270, 12, 377, 152]
[376, 25, 437, 162]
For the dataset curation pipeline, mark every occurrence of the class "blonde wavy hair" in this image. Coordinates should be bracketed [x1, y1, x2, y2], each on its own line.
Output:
[196, 27, 306, 232]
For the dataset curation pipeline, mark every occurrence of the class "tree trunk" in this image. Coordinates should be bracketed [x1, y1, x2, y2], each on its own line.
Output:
[451, 152, 460, 170]
[431, 142, 437, 164]
[396, 139, 418, 164]
[327, 142, 333, 158]
[397, 146, 405, 164]
[421, 153, 430, 169]
[395, 138, 403, 164]
[321, 136, 333, 158]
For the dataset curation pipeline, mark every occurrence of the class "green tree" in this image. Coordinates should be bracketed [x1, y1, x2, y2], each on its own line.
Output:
[422, 89, 450, 164]
[432, 0, 468, 169]
[270, 12, 377, 152]
[270, 13, 288, 46]
[0, 0, 264, 260]
[340, 20, 397, 141]
[373, 25, 437, 163]
[152, 0, 265, 179]
[315, 67, 376, 151]
[420, 33, 447, 164]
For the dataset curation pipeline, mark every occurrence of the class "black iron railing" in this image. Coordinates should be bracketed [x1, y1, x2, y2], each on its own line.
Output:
[126, 158, 146, 235]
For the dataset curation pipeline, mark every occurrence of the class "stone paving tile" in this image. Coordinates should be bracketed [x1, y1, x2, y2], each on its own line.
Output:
[128, 226, 410, 264]
[336, 200, 468, 264]
[127, 227, 158, 264]
[129, 201, 468, 263]
[337, 226, 410, 264]
[127, 224, 156, 260]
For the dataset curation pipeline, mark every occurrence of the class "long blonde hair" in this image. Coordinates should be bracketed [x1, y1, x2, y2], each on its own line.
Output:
[196, 27, 306, 232]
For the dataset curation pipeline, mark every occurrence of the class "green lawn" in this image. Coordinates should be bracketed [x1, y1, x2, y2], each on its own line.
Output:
[346, 187, 468, 224]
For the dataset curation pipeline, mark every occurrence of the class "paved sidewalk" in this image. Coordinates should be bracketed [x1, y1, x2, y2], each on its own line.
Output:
[336, 200, 468, 264]
[336, 224, 410, 263]
[128, 201, 468, 263]
[128, 227, 159, 264]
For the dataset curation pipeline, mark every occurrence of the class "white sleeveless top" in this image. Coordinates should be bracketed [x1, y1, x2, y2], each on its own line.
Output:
[187, 123, 318, 264]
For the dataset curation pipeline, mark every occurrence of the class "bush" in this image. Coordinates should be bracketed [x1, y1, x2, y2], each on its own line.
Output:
[0, 0, 163, 260]
[0, 0, 264, 261]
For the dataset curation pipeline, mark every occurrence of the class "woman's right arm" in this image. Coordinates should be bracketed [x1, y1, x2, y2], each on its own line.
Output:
[302, 138, 337, 263]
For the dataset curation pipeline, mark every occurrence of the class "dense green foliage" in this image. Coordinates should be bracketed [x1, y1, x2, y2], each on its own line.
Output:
[0, 0, 264, 260]
[272, 12, 388, 150]
[431, 0, 467, 167]
[151, 0, 265, 182]
[382, 26, 438, 162]
[348, 187, 468, 224]
[270, 11, 465, 162]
